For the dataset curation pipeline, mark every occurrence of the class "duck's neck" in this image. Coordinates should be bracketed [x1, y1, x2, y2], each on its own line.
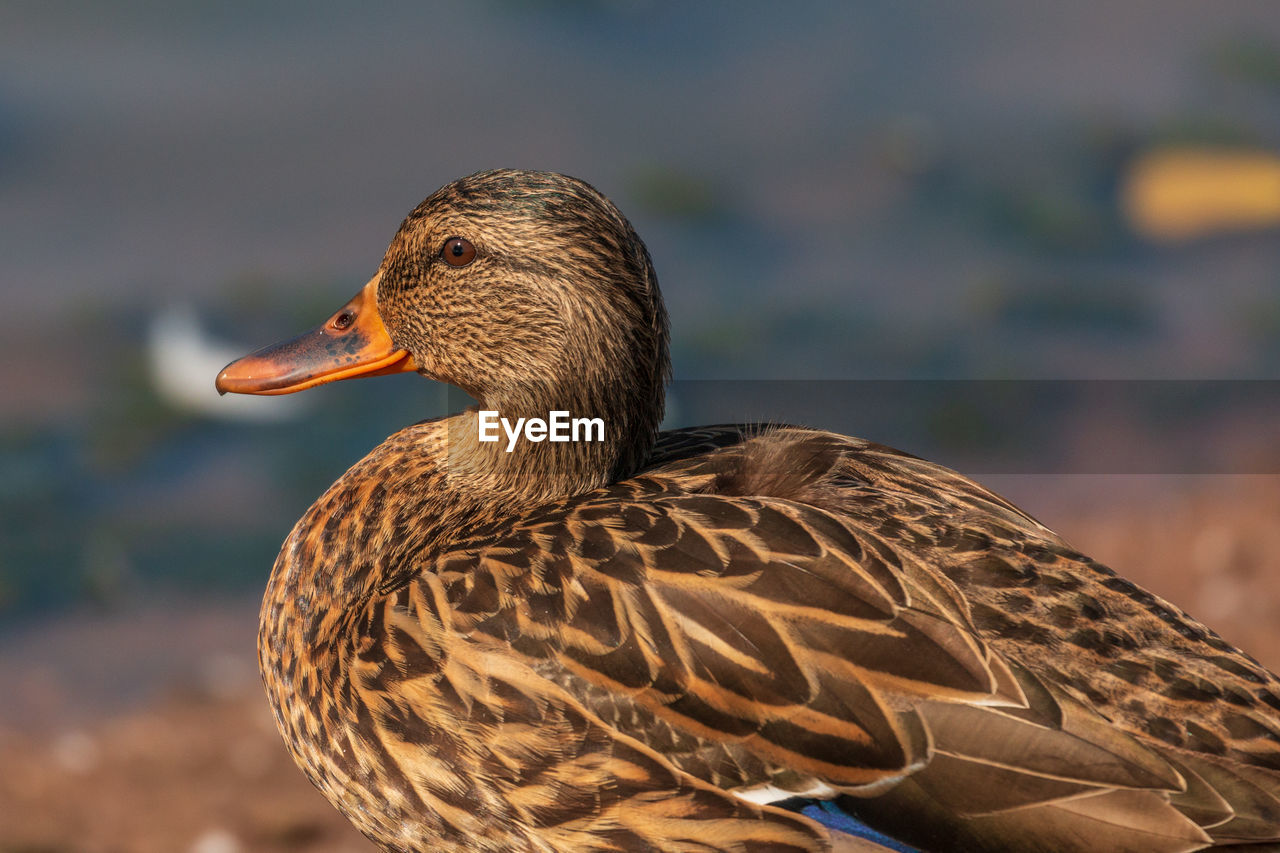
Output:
[263, 380, 661, 641]
[446, 384, 656, 504]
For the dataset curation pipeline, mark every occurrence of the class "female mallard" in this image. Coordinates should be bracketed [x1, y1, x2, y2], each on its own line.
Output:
[217, 169, 1280, 852]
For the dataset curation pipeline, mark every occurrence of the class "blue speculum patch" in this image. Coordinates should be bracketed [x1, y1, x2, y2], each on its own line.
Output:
[780, 798, 920, 853]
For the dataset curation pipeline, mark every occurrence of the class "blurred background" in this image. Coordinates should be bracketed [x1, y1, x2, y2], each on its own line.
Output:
[3, 2, 1280, 850]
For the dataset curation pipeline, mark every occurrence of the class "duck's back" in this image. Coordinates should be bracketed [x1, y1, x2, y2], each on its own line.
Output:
[662, 426, 1280, 850]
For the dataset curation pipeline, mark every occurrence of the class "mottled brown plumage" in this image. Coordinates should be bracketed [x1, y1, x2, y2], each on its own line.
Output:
[220, 170, 1280, 852]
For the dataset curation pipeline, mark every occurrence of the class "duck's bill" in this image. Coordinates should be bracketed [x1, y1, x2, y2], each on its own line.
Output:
[215, 278, 417, 396]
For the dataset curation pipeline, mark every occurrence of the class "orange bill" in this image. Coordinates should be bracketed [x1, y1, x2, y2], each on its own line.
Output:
[215, 278, 417, 395]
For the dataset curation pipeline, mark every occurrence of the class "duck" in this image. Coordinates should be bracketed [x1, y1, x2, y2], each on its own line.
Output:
[216, 169, 1280, 852]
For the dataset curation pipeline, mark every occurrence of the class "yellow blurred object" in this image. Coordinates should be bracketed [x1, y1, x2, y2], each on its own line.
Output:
[1122, 147, 1280, 241]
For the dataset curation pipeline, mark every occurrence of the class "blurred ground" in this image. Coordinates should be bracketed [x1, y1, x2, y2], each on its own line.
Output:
[1, 473, 1278, 853]
[0, 691, 366, 853]
[0, 599, 365, 853]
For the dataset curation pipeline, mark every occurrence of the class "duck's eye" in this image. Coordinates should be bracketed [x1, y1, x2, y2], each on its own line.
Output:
[441, 237, 476, 267]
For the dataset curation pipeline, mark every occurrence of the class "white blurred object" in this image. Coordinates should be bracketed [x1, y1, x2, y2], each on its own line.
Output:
[51, 729, 99, 775]
[148, 305, 309, 421]
[189, 828, 242, 853]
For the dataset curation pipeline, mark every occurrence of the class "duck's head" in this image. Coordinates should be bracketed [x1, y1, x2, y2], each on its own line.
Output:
[217, 169, 670, 483]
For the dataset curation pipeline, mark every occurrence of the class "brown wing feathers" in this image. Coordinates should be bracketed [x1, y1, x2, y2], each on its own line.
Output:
[352, 562, 830, 852]
[410, 427, 1280, 850]
[443, 495, 965, 783]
